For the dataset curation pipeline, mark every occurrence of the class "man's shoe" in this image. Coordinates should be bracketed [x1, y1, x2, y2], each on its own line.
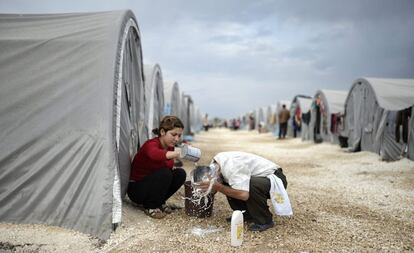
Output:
[249, 221, 274, 232]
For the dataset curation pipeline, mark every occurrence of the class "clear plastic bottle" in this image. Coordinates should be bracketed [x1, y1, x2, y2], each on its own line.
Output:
[231, 210, 244, 247]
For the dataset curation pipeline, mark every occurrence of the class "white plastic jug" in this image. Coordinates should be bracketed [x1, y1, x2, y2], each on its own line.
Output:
[179, 145, 201, 162]
[231, 210, 244, 247]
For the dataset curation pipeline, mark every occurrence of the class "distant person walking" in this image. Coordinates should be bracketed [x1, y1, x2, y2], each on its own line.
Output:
[249, 114, 256, 131]
[278, 104, 290, 139]
[235, 119, 241, 130]
[293, 107, 301, 138]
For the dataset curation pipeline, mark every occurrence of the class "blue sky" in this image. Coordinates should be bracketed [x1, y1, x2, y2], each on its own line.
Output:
[1, 0, 413, 118]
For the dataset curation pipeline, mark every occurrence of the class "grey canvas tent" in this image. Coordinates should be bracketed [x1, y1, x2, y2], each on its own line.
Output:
[310, 89, 348, 144]
[288, 95, 312, 139]
[251, 107, 263, 130]
[193, 106, 203, 133]
[409, 106, 414, 160]
[189, 99, 199, 134]
[0, 10, 145, 240]
[179, 92, 189, 134]
[343, 78, 414, 161]
[143, 64, 164, 141]
[182, 94, 193, 136]
[163, 80, 180, 117]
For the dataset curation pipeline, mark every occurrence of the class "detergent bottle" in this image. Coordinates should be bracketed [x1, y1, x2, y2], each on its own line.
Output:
[230, 210, 244, 247]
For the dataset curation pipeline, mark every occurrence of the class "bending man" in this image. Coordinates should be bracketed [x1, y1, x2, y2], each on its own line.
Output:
[198, 151, 289, 232]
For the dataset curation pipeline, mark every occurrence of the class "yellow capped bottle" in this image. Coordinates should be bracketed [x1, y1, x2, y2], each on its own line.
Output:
[231, 210, 243, 247]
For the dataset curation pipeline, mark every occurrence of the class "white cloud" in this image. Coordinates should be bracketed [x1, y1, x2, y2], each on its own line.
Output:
[1, 0, 413, 118]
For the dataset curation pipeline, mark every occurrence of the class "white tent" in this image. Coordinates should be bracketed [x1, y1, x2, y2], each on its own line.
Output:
[242, 113, 249, 130]
[257, 106, 268, 132]
[193, 106, 203, 133]
[266, 104, 277, 133]
[241, 112, 251, 130]
[0, 10, 145, 239]
[163, 80, 180, 117]
[343, 78, 414, 161]
[188, 99, 198, 134]
[310, 89, 348, 144]
[143, 64, 164, 141]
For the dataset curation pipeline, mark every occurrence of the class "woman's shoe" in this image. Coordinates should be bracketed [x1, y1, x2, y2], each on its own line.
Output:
[144, 208, 167, 219]
[160, 204, 173, 214]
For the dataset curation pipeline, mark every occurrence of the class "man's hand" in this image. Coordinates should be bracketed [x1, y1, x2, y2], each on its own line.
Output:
[196, 180, 212, 192]
[193, 180, 219, 195]
[210, 182, 249, 201]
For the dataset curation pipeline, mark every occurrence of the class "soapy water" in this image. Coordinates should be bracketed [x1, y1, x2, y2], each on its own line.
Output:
[183, 163, 216, 210]
[185, 179, 215, 210]
[183, 183, 214, 211]
[189, 226, 223, 237]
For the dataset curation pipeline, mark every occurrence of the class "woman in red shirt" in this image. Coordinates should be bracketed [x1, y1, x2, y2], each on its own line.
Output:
[128, 116, 186, 219]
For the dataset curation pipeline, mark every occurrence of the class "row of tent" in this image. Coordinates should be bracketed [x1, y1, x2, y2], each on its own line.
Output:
[239, 78, 414, 162]
[0, 10, 203, 240]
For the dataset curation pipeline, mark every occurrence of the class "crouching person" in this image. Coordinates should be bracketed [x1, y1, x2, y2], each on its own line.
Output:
[197, 151, 292, 231]
[127, 116, 186, 219]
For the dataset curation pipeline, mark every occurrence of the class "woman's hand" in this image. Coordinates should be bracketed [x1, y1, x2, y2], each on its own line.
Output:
[166, 150, 180, 160]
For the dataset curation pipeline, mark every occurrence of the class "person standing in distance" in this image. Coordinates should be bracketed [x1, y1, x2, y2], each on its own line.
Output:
[278, 104, 290, 139]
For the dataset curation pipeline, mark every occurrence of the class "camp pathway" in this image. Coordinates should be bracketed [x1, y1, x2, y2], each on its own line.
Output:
[105, 128, 414, 252]
[0, 128, 413, 252]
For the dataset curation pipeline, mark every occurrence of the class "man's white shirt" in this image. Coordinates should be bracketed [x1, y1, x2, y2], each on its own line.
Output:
[212, 151, 280, 192]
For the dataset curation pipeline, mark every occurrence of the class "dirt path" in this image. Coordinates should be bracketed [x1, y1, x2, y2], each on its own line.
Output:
[1, 128, 413, 252]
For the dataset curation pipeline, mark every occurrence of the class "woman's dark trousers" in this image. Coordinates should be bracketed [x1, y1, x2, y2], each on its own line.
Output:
[226, 177, 272, 225]
[127, 168, 186, 209]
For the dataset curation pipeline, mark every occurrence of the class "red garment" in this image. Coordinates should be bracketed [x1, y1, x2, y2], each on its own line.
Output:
[130, 137, 174, 182]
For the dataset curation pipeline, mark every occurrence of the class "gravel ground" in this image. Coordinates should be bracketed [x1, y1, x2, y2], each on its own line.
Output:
[1, 128, 413, 252]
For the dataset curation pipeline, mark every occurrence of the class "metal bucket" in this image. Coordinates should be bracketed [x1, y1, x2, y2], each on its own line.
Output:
[184, 181, 214, 218]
